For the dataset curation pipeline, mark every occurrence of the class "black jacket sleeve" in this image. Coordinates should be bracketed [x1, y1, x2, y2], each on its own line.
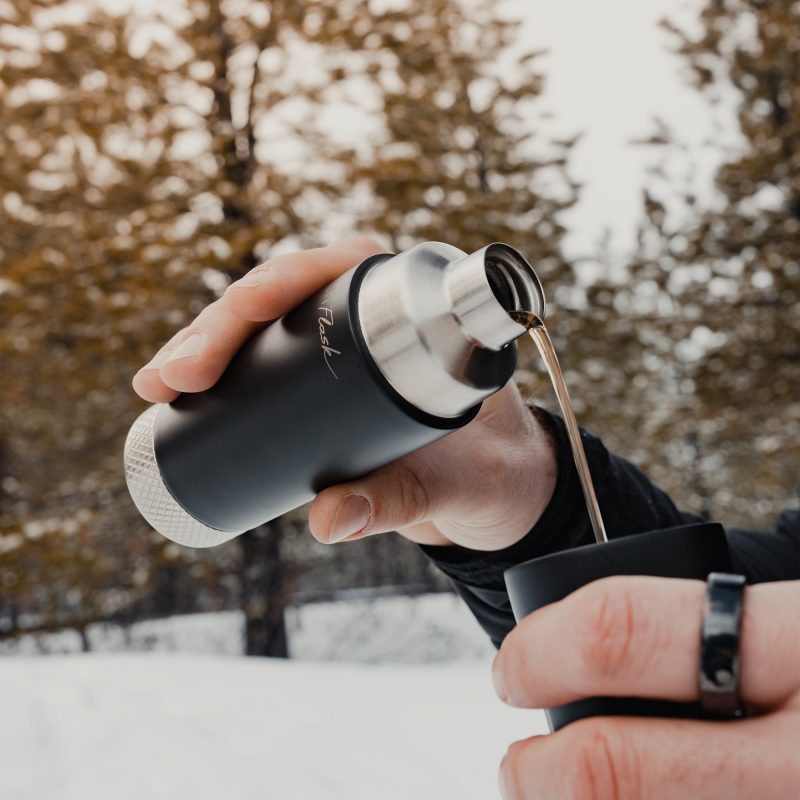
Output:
[420, 406, 800, 649]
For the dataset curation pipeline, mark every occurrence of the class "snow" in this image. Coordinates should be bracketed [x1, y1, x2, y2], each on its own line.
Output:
[0, 658, 546, 800]
[0, 595, 549, 799]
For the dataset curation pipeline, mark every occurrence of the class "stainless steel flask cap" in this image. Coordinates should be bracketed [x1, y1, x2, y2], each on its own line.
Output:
[356, 241, 546, 418]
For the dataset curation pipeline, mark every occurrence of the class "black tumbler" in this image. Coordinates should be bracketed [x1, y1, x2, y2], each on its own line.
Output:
[504, 523, 733, 731]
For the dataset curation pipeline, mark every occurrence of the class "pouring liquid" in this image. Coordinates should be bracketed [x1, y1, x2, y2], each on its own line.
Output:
[511, 311, 608, 545]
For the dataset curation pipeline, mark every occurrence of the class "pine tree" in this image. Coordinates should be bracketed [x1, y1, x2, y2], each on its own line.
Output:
[627, 0, 800, 526]
[0, 0, 371, 651]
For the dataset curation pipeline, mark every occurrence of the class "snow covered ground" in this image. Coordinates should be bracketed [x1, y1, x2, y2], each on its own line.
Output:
[1, 655, 546, 800]
[0, 595, 549, 799]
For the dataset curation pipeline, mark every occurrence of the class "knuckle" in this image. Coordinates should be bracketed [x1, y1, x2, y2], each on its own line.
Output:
[193, 299, 222, 325]
[394, 462, 430, 523]
[496, 635, 528, 706]
[348, 235, 383, 252]
[177, 324, 203, 341]
[788, 747, 800, 795]
[567, 721, 641, 800]
[575, 579, 639, 685]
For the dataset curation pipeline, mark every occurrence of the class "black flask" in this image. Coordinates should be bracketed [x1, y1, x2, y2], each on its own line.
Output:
[504, 523, 734, 731]
[125, 242, 545, 548]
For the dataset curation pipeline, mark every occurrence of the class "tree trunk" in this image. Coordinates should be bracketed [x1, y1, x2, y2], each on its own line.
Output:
[239, 521, 289, 657]
[687, 430, 713, 521]
[152, 560, 179, 617]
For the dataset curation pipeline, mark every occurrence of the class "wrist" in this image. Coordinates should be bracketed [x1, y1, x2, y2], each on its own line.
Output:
[409, 396, 558, 552]
[507, 400, 558, 544]
[419, 406, 602, 586]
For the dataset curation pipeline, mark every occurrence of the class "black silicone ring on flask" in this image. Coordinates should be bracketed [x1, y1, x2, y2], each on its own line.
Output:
[503, 523, 733, 732]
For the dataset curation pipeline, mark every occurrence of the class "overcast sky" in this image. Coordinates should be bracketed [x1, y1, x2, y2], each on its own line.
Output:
[513, 0, 734, 261]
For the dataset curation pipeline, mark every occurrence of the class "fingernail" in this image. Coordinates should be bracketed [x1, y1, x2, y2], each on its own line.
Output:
[140, 347, 171, 371]
[492, 651, 508, 703]
[232, 265, 272, 288]
[166, 332, 205, 362]
[328, 494, 370, 543]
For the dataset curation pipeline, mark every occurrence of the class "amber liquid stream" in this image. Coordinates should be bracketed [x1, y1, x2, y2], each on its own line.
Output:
[511, 311, 608, 545]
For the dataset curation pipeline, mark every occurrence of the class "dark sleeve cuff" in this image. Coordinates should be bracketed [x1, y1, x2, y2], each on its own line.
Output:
[419, 403, 698, 647]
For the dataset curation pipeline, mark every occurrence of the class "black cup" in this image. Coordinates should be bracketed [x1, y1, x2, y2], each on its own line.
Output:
[503, 523, 733, 731]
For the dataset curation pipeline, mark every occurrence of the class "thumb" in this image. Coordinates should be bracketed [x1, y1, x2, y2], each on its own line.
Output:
[308, 457, 442, 544]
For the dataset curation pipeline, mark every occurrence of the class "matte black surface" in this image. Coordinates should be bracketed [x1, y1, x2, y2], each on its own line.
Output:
[504, 523, 733, 730]
[153, 254, 503, 533]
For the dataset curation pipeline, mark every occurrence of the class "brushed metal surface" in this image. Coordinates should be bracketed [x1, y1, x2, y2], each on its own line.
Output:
[124, 405, 244, 547]
[357, 242, 545, 418]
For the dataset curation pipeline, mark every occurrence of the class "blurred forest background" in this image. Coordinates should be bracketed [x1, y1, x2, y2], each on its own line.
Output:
[0, 0, 797, 655]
